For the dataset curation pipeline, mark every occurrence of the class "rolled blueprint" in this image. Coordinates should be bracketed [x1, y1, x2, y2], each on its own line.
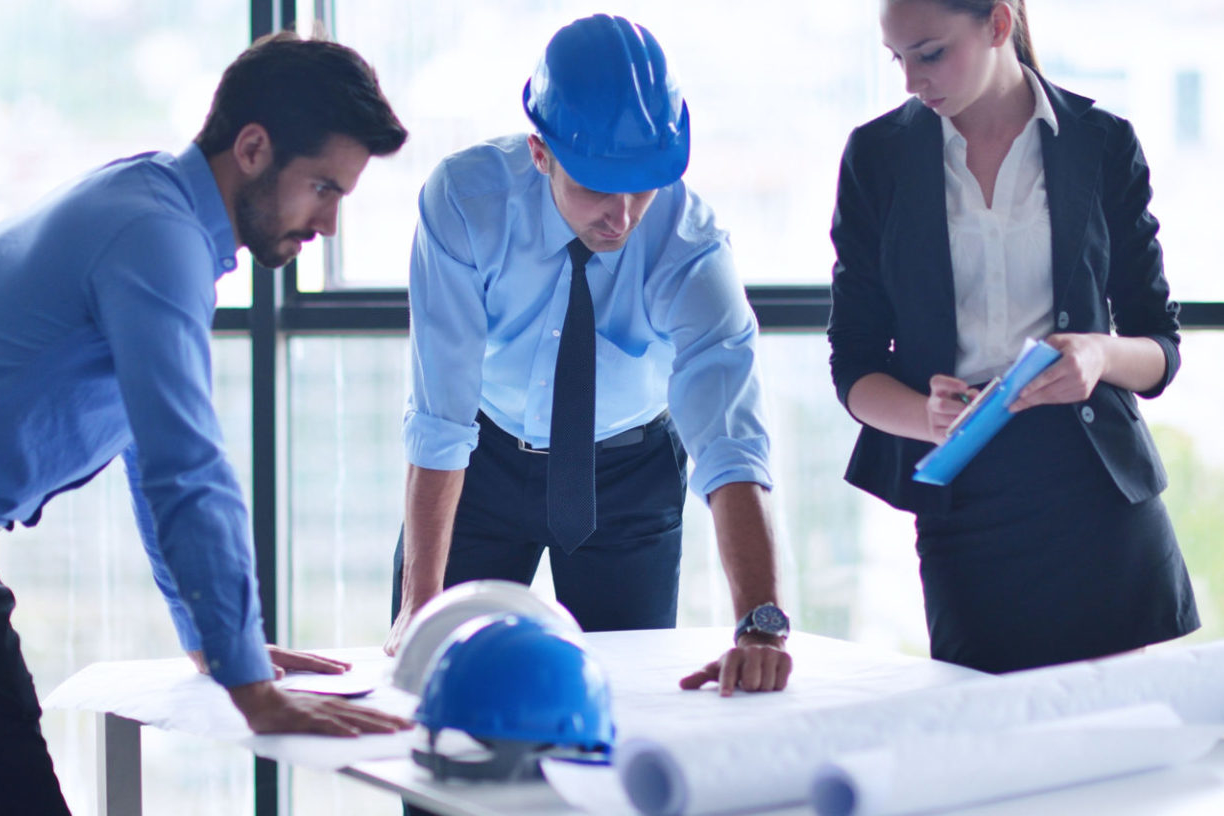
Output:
[615, 642, 1224, 816]
[809, 704, 1219, 816]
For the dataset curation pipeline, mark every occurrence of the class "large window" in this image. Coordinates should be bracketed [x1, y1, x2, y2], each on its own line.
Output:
[321, 1, 1224, 296]
[320, 1, 894, 289]
[0, 0, 254, 306]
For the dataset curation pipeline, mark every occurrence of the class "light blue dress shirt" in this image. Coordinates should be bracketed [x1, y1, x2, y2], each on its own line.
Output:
[0, 145, 272, 688]
[403, 134, 772, 498]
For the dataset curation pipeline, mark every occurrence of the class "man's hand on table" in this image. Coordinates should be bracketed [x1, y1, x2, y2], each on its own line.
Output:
[265, 644, 352, 678]
[678, 632, 792, 696]
[383, 607, 413, 656]
[188, 645, 355, 679]
[227, 681, 412, 737]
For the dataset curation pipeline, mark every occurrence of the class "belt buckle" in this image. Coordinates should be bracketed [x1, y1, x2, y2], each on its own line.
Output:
[517, 438, 549, 455]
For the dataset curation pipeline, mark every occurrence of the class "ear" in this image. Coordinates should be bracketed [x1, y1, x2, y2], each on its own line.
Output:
[989, 2, 1014, 48]
[527, 134, 551, 176]
[231, 123, 275, 178]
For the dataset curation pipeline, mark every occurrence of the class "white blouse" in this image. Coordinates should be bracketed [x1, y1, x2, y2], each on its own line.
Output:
[942, 65, 1060, 385]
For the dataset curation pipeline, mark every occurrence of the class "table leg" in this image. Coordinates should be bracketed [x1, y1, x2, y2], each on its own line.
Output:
[97, 712, 142, 816]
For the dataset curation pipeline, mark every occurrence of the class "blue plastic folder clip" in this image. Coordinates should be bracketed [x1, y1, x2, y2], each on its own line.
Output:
[913, 338, 1062, 486]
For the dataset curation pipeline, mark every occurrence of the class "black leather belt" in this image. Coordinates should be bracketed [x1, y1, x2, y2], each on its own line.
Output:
[499, 410, 670, 455]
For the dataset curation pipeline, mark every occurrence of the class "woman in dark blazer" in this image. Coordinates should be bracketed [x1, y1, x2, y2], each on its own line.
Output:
[828, 0, 1198, 673]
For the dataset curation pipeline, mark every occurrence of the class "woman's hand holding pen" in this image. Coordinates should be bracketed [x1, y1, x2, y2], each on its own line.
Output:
[927, 374, 977, 442]
[1009, 333, 1106, 412]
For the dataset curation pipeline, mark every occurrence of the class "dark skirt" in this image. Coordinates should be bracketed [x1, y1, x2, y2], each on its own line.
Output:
[915, 403, 1199, 674]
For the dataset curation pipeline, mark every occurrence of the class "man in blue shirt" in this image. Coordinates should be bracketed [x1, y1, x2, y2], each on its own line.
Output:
[0, 33, 410, 813]
[385, 15, 793, 695]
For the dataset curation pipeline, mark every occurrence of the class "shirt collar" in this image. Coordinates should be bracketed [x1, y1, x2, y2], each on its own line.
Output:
[1024, 64, 1059, 136]
[537, 171, 628, 273]
[940, 63, 1059, 147]
[175, 143, 239, 278]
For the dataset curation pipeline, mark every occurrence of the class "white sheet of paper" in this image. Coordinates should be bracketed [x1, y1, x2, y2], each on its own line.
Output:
[45, 648, 417, 770]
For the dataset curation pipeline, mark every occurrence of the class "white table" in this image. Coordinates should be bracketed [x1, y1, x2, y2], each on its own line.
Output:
[45, 629, 1224, 816]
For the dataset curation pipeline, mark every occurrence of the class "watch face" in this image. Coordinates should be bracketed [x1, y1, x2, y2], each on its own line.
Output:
[752, 604, 787, 634]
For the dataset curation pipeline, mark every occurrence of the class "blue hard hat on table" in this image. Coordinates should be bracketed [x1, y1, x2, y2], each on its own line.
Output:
[522, 13, 690, 194]
[415, 612, 614, 752]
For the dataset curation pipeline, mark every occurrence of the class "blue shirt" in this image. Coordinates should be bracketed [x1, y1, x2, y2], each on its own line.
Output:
[404, 134, 772, 497]
[0, 145, 272, 688]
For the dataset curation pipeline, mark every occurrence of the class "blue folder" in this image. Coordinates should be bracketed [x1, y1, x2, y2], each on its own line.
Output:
[913, 338, 1062, 486]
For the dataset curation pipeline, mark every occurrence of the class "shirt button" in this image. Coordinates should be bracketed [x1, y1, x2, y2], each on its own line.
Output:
[539, 380, 546, 386]
[190, 590, 202, 601]
[221, 258, 236, 271]
[1057, 311, 1070, 329]
[552, 330, 561, 337]
[1080, 406, 1095, 423]
[210, 659, 221, 670]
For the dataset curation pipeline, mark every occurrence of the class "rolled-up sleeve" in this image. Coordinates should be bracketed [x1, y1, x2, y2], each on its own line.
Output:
[88, 216, 271, 688]
[654, 243, 772, 500]
[1101, 118, 1180, 398]
[403, 164, 487, 470]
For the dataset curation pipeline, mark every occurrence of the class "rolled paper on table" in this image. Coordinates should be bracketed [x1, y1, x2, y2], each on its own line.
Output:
[809, 704, 1220, 816]
[615, 642, 1224, 816]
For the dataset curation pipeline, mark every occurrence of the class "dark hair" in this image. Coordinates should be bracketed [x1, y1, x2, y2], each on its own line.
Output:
[195, 31, 407, 165]
[898, 0, 1039, 73]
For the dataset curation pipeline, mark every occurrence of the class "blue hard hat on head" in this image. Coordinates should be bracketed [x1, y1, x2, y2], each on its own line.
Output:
[523, 14, 690, 194]
[412, 613, 614, 780]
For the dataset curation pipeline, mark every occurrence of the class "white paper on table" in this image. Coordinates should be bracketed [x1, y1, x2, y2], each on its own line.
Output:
[43, 658, 249, 738]
[541, 758, 640, 815]
[614, 641, 1224, 816]
[809, 703, 1222, 816]
[587, 630, 978, 741]
[45, 648, 420, 771]
[242, 731, 414, 770]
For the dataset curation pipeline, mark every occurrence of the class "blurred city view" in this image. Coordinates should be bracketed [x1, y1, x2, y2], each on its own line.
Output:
[2, 1, 1223, 813]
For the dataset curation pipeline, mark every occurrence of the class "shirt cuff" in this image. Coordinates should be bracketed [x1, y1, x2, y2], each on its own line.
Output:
[200, 623, 274, 688]
[691, 436, 773, 502]
[403, 410, 479, 470]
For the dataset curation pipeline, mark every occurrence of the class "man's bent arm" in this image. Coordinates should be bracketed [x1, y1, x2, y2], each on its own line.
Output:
[383, 464, 466, 654]
[709, 481, 781, 625]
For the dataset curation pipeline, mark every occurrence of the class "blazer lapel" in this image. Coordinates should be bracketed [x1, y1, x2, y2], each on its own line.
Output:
[895, 100, 958, 375]
[1039, 79, 1104, 314]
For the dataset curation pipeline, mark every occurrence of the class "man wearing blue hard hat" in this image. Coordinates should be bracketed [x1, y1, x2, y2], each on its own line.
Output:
[387, 14, 791, 695]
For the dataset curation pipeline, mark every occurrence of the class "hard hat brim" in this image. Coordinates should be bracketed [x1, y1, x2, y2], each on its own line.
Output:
[523, 80, 690, 195]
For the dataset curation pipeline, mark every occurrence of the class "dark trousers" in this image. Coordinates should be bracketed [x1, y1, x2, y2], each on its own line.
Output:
[0, 577, 72, 814]
[392, 411, 687, 630]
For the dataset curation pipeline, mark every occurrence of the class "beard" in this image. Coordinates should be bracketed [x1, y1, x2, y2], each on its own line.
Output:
[234, 165, 313, 269]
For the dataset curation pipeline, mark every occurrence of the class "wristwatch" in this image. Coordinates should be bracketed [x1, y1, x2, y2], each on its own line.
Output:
[734, 602, 790, 644]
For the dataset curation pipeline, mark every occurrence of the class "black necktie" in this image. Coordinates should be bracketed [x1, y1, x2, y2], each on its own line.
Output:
[548, 239, 597, 553]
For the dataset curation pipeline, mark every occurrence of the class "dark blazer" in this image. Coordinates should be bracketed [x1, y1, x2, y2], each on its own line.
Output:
[828, 76, 1179, 514]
